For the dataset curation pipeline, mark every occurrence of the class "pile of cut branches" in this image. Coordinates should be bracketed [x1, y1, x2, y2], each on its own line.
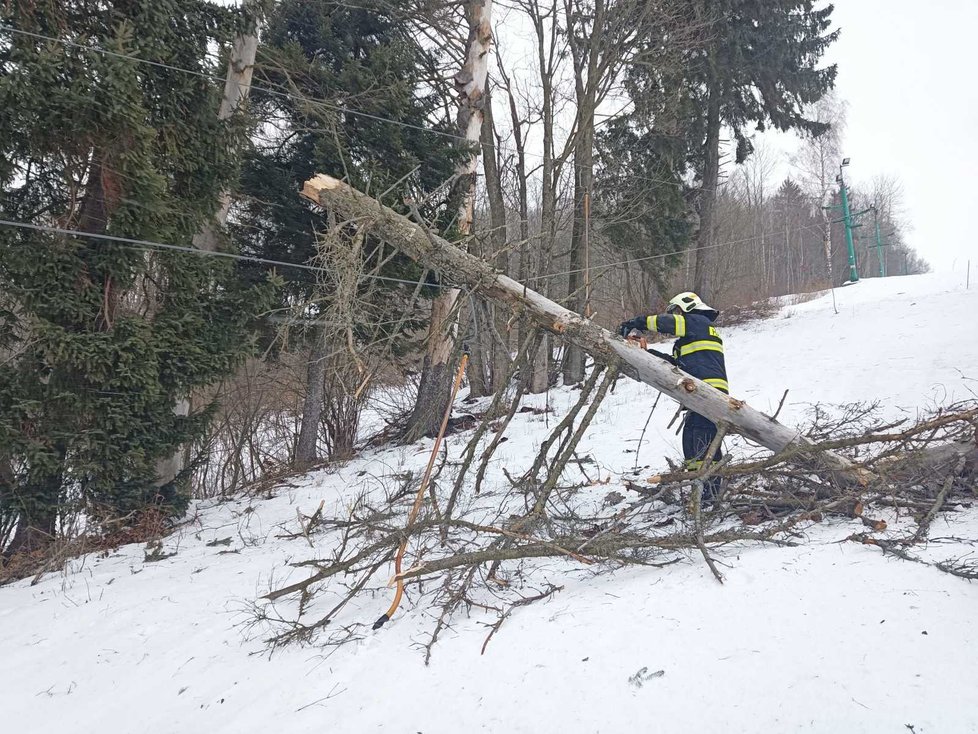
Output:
[251, 394, 976, 660]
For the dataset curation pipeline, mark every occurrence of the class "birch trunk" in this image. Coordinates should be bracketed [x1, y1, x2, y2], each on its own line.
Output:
[302, 174, 863, 475]
[155, 7, 258, 488]
[404, 0, 493, 439]
[821, 191, 834, 285]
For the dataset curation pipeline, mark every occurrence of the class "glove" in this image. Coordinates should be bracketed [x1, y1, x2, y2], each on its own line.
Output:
[619, 316, 645, 338]
[646, 348, 677, 366]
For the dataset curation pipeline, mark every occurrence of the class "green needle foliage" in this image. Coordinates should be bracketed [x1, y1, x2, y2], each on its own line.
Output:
[600, 1, 838, 280]
[702, 0, 839, 163]
[0, 1, 271, 555]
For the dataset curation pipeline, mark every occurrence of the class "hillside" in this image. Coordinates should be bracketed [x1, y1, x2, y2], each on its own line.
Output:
[4, 272, 977, 734]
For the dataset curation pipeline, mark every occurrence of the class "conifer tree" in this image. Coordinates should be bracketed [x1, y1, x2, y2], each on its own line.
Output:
[690, 0, 839, 300]
[0, 1, 269, 556]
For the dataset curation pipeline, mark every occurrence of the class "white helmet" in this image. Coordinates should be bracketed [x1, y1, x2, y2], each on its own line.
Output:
[667, 291, 716, 315]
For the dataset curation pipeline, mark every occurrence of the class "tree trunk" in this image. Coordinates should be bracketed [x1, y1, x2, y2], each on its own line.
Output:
[4, 503, 58, 560]
[498, 59, 532, 390]
[155, 6, 258, 486]
[462, 205, 490, 399]
[562, 0, 604, 386]
[302, 174, 863, 476]
[481, 82, 512, 392]
[466, 299, 490, 399]
[405, 291, 458, 440]
[693, 80, 721, 301]
[295, 325, 327, 466]
[563, 125, 594, 385]
[526, 1, 559, 395]
[404, 0, 493, 438]
[821, 192, 834, 285]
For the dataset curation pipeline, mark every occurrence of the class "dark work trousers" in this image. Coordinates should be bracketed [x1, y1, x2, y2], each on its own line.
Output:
[682, 411, 723, 499]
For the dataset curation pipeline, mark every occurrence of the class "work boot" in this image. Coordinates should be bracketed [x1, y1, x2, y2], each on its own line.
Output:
[701, 477, 722, 504]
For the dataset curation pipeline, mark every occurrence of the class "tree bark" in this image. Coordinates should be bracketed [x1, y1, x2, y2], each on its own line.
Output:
[821, 191, 834, 285]
[155, 4, 258, 486]
[562, 0, 606, 386]
[693, 79, 721, 301]
[405, 0, 493, 438]
[302, 174, 863, 475]
[481, 82, 511, 392]
[295, 325, 327, 466]
[563, 122, 594, 385]
[526, 0, 561, 394]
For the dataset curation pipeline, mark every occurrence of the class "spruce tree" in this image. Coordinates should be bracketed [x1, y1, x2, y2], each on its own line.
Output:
[690, 0, 839, 299]
[0, 1, 269, 556]
[236, 0, 461, 294]
[612, 2, 838, 301]
[591, 14, 697, 302]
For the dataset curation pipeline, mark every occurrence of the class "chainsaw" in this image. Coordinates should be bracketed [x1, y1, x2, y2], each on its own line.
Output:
[625, 328, 677, 366]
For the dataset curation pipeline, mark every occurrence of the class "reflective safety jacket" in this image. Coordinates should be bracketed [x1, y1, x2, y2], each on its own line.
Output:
[644, 312, 729, 393]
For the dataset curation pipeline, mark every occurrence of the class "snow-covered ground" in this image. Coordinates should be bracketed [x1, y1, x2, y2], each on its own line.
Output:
[4, 272, 978, 734]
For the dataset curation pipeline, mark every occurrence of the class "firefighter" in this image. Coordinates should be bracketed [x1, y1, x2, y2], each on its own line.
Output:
[619, 292, 728, 500]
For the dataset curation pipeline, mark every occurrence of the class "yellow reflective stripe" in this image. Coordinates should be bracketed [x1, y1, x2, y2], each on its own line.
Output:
[674, 314, 686, 337]
[647, 315, 657, 331]
[679, 340, 724, 356]
[704, 378, 729, 392]
[685, 459, 703, 471]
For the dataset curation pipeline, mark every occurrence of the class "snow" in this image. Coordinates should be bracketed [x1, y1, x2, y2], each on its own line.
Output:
[4, 272, 978, 734]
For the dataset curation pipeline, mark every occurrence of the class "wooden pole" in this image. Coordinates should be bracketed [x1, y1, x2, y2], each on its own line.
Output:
[302, 174, 864, 476]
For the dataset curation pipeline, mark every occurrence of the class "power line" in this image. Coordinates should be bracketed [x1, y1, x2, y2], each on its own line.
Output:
[525, 222, 828, 283]
[0, 24, 469, 142]
[0, 215, 829, 292]
[0, 23, 691, 192]
[0, 27, 838, 288]
[0, 218, 454, 289]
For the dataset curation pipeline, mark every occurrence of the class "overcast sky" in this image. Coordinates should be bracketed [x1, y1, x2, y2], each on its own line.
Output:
[773, 0, 978, 273]
[491, 0, 978, 273]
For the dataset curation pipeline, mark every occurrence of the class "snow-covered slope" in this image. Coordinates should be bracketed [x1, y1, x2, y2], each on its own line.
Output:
[4, 273, 978, 734]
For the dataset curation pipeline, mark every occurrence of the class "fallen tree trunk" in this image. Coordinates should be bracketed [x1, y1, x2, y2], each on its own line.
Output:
[301, 174, 861, 474]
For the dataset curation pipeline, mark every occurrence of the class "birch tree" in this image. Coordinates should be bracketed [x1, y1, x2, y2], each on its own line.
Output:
[796, 93, 848, 288]
[156, 0, 259, 488]
[406, 0, 494, 439]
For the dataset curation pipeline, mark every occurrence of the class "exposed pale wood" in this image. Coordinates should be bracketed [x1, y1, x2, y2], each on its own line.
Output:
[301, 174, 862, 474]
[407, 0, 493, 436]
